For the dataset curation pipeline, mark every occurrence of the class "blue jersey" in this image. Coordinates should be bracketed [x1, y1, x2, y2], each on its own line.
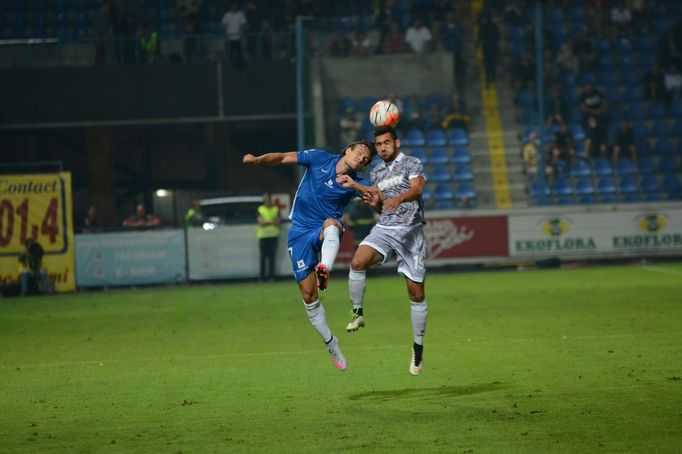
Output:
[289, 149, 370, 230]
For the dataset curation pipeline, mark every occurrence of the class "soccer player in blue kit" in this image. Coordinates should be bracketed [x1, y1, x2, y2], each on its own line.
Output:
[242, 140, 376, 371]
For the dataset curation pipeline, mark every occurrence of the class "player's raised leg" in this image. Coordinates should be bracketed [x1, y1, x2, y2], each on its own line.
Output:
[316, 219, 342, 291]
[298, 272, 347, 371]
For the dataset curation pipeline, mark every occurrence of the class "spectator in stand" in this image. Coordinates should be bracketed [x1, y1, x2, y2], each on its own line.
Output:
[423, 101, 444, 131]
[657, 29, 682, 71]
[329, 33, 352, 57]
[373, 0, 401, 54]
[523, 132, 556, 187]
[448, 88, 468, 115]
[572, 30, 597, 73]
[82, 205, 100, 233]
[137, 22, 161, 64]
[177, 0, 203, 62]
[384, 21, 407, 54]
[511, 52, 535, 93]
[579, 83, 609, 128]
[612, 120, 638, 165]
[664, 64, 682, 103]
[123, 203, 161, 229]
[584, 115, 609, 161]
[339, 106, 363, 146]
[405, 18, 433, 54]
[351, 30, 373, 57]
[546, 86, 569, 122]
[402, 95, 423, 129]
[643, 63, 667, 102]
[610, 1, 633, 39]
[553, 118, 576, 166]
[555, 40, 579, 76]
[92, 1, 112, 65]
[478, 11, 500, 87]
[441, 95, 470, 132]
[111, 0, 135, 64]
[221, 2, 247, 68]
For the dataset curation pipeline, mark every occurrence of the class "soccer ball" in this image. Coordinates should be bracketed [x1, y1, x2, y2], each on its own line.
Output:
[369, 99, 400, 128]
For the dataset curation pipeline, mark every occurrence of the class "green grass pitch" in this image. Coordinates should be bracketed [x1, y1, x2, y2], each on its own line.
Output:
[1, 263, 681, 453]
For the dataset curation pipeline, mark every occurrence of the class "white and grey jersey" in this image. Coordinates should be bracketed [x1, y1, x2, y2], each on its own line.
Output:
[371, 152, 426, 227]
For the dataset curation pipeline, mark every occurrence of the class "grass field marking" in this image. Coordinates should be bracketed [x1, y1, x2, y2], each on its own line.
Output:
[640, 265, 682, 276]
[3, 331, 679, 371]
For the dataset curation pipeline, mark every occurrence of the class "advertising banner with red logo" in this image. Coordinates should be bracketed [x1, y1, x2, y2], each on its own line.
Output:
[336, 215, 509, 266]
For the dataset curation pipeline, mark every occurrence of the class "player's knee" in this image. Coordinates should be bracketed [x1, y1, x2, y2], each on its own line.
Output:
[350, 255, 370, 271]
[322, 219, 341, 230]
[409, 287, 425, 302]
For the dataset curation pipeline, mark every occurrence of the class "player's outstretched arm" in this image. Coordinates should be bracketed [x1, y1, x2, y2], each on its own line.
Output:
[336, 175, 375, 195]
[243, 152, 298, 166]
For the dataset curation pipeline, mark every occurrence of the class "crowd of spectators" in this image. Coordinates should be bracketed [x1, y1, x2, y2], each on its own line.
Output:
[505, 0, 682, 200]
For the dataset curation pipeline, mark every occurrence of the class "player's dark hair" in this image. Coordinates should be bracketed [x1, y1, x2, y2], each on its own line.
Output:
[341, 139, 377, 159]
[373, 126, 398, 140]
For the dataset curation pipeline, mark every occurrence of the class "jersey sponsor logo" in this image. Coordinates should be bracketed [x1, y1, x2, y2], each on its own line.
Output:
[377, 175, 403, 191]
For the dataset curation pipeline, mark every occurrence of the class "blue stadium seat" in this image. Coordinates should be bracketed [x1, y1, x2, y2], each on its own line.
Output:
[339, 97, 356, 114]
[615, 157, 636, 175]
[403, 128, 426, 147]
[662, 173, 682, 198]
[648, 102, 666, 120]
[640, 175, 660, 194]
[451, 147, 471, 164]
[426, 129, 447, 147]
[637, 157, 655, 175]
[577, 72, 596, 86]
[447, 128, 469, 146]
[557, 196, 575, 205]
[651, 120, 669, 137]
[618, 176, 638, 193]
[574, 142, 587, 159]
[431, 166, 452, 182]
[421, 185, 432, 201]
[594, 159, 613, 176]
[552, 177, 573, 196]
[571, 159, 592, 177]
[530, 180, 550, 197]
[673, 120, 682, 138]
[455, 183, 476, 199]
[595, 38, 611, 55]
[655, 139, 674, 156]
[658, 156, 678, 174]
[670, 103, 682, 118]
[429, 147, 449, 165]
[644, 192, 663, 202]
[454, 165, 473, 182]
[637, 141, 653, 157]
[407, 147, 427, 164]
[433, 183, 453, 200]
[622, 192, 641, 203]
[634, 36, 654, 52]
[600, 194, 617, 204]
[435, 200, 454, 210]
[575, 177, 595, 195]
[578, 194, 595, 204]
[597, 176, 617, 194]
[632, 123, 648, 141]
[569, 123, 585, 141]
[516, 90, 536, 109]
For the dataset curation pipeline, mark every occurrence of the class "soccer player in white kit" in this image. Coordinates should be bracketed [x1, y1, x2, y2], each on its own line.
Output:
[337, 125, 428, 375]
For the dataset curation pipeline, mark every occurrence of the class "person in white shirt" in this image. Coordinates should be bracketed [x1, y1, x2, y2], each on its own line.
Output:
[404, 19, 432, 54]
[221, 2, 247, 67]
[610, 1, 632, 38]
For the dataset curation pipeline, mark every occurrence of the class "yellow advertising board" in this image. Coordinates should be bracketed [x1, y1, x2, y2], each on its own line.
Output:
[0, 172, 75, 292]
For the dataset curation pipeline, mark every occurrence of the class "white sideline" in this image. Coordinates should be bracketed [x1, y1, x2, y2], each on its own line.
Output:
[2, 332, 679, 370]
[640, 265, 682, 276]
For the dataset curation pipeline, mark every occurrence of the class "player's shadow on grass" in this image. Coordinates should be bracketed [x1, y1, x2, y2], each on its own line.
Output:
[349, 382, 506, 401]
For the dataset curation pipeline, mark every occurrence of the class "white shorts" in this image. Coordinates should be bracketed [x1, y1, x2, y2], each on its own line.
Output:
[360, 224, 426, 283]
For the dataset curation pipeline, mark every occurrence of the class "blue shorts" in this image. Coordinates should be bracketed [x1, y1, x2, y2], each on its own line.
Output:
[287, 224, 324, 282]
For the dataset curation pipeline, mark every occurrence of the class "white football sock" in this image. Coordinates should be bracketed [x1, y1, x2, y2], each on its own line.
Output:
[348, 269, 367, 310]
[410, 300, 428, 345]
[304, 299, 332, 343]
[320, 225, 340, 270]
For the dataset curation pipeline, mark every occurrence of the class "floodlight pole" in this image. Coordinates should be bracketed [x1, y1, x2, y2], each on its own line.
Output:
[535, 0, 548, 204]
[295, 16, 305, 180]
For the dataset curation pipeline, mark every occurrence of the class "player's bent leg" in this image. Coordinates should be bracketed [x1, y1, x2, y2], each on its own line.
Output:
[317, 219, 343, 290]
